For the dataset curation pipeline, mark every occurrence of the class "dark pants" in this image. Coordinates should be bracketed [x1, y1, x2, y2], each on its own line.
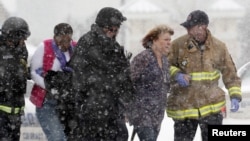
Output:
[116, 118, 129, 141]
[0, 111, 22, 141]
[75, 117, 128, 141]
[135, 126, 160, 141]
[56, 101, 76, 140]
[173, 112, 223, 141]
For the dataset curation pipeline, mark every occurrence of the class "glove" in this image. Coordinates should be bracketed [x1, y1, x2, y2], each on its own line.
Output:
[44, 70, 59, 89]
[175, 73, 189, 87]
[45, 70, 72, 90]
[230, 98, 240, 112]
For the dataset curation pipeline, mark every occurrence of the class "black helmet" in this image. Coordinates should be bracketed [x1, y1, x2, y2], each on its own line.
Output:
[1, 17, 31, 39]
[95, 7, 126, 27]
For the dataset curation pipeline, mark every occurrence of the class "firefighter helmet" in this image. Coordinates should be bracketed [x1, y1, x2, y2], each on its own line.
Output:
[1, 17, 31, 39]
[95, 7, 126, 27]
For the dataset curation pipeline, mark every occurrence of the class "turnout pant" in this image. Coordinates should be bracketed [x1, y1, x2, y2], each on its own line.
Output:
[173, 112, 223, 141]
[0, 111, 22, 141]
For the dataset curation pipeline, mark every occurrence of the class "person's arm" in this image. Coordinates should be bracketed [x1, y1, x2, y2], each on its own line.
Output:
[220, 45, 242, 100]
[30, 42, 46, 89]
[168, 41, 190, 87]
[130, 52, 149, 83]
[220, 44, 241, 112]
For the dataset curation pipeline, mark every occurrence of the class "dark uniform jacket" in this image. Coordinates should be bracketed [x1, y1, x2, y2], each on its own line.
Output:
[0, 35, 28, 113]
[69, 24, 134, 139]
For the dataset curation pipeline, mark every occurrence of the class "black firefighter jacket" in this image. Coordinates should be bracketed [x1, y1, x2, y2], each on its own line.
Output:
[0, 35, 29, 114]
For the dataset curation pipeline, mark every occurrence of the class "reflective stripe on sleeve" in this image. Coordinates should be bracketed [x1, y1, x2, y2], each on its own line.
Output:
[0, 105, 24, 114]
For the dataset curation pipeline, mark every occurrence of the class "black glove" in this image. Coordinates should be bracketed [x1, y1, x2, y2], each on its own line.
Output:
[44, 70, 72, 88]
[45, 70, 73, 98]
[44, 70, 58, 88]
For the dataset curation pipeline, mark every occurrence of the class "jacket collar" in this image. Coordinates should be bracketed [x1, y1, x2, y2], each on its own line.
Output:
[185, 29, 212, 52]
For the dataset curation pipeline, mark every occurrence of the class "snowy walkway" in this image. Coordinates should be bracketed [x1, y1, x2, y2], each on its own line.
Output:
[127, 114, 250, 141]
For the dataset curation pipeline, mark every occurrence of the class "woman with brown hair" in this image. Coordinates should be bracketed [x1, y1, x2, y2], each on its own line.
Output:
[128, 24, 174, 141]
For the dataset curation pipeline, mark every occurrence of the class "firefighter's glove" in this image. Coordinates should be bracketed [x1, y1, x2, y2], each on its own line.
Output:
[175, 73, 190, 87]
[230, 98, 239, 112]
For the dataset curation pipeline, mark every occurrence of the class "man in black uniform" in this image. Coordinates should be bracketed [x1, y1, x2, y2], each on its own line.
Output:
[0, 17, 31, 141]
[69, 7, 134, 141]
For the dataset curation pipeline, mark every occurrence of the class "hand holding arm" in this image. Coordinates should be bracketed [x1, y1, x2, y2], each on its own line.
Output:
[175, 73, 191, 87]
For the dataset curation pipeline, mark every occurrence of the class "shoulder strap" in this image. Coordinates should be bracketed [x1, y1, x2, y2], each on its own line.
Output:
[43, 39, 55, 73]
[30, 39, 55, 107]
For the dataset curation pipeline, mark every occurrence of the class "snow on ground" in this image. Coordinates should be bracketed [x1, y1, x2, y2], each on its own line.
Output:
[126, 113, 199, 141]
[23, 81, 250, 141]
[22, 98, 250, 141]
[127, 114, 250, 141]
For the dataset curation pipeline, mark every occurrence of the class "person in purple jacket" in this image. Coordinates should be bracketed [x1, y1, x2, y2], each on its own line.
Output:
[128, 24, 174, 141]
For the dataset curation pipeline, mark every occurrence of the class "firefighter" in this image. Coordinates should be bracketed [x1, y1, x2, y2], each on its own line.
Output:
[166, 10, 242, 141]
[0, 17, 31, 141]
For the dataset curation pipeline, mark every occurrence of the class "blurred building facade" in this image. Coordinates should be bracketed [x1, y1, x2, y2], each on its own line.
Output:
[0, 1, 9, 26]
[119, 0, 245, 65]
[0, 0, 248, 67]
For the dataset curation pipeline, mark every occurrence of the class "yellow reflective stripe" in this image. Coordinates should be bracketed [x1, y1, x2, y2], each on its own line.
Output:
[167, 108, 199, 119]
[167, 101, 225, 119]
[199, 101, 225, 116]
[190, 70, 220, 81]
[228, 87, 242, 96]
[170, 66, 180, 76]
[0, 105, 24, 114]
